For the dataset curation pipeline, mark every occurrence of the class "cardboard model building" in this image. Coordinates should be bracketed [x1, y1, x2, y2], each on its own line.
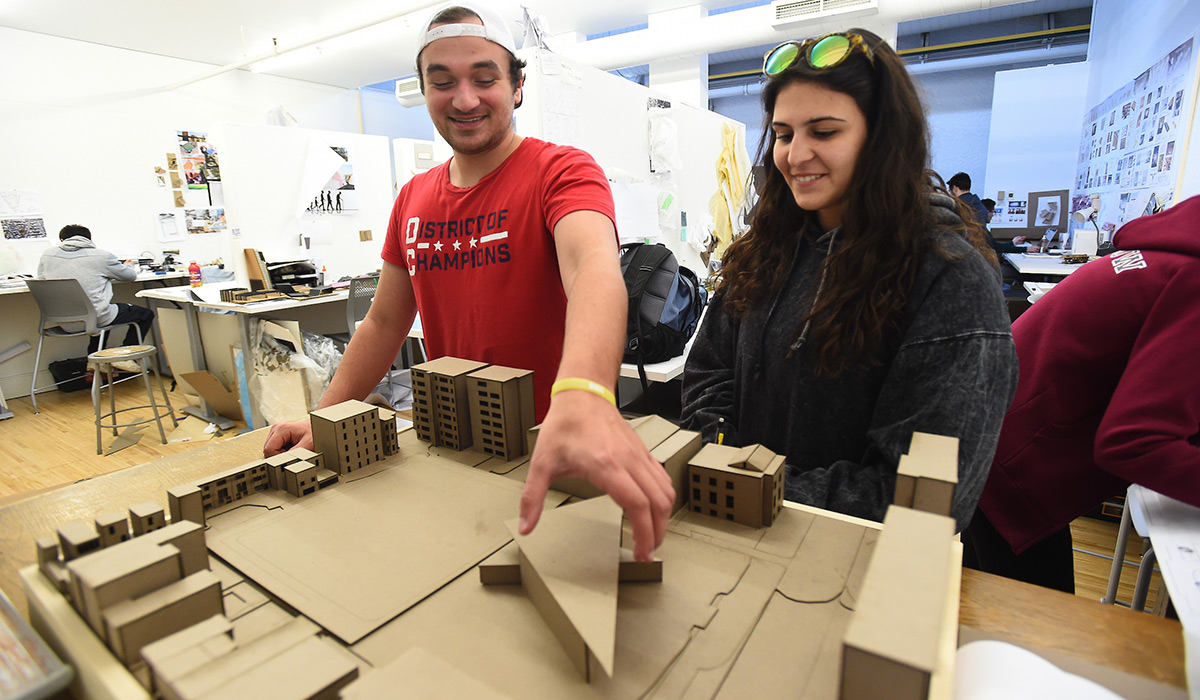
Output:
[893, 432, 959, 517]
[410, 357, 535, 460]
[478, 496, 663, 682]
[167, 446, 330, 527]
[686, 443, 786, 528]
[310, 399, 389, 474]
[410, 356, 488, 449]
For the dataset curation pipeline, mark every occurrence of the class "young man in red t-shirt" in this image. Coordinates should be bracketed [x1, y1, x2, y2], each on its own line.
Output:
[264, 3, 673, 561]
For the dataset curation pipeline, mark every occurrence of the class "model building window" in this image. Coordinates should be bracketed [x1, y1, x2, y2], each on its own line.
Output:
[726, 495, 734, 508]
[708, 491, 717, 505]
[726, 480, 734, 490]
[709, 477, 716, 487]
[692, 474, 700, 483]
[693, 488, 700, 500]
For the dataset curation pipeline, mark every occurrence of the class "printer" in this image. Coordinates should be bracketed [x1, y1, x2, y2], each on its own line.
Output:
[267, 260, 320, 287]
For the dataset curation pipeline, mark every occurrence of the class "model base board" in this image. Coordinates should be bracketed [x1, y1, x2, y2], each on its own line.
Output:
[20, 403, 959, 700]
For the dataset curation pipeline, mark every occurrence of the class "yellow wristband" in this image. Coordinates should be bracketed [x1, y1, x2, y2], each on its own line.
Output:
[550, 378, 616, 407]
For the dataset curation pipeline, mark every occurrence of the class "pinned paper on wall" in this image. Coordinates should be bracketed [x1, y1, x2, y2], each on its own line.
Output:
[157, 212, 184, 243]
[610, 179, 660, 243]
[298, 139, 356, 217]
[0, 189, 48, 240]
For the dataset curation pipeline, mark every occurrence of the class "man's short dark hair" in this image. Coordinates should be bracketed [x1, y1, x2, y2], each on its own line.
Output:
[948, 172, 972, 191]
[415, 7, 527, 108]
[59, 224, 91, 240]
[981, 198, 996, 214]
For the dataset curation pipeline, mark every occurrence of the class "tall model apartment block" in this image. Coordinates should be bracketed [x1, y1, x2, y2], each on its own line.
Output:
[467, 365, 535, 461]
[311, 399, 385, 474]
[410, 357, 487, 450]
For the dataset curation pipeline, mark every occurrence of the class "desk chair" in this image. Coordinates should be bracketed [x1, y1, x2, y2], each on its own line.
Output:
[26, 279, 141, 414]
[325, 275, 379, 352]
[1102, 486, 1167, 613]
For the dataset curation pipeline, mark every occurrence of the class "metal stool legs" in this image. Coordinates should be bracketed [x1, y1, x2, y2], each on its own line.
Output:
[89, 345, 176, 455]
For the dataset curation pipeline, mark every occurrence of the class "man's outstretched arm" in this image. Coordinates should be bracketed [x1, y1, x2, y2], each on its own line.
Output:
[518, 210, 675, 561]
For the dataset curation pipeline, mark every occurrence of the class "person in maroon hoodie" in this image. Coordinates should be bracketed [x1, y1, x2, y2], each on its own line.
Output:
[962, 195, 1200, 593]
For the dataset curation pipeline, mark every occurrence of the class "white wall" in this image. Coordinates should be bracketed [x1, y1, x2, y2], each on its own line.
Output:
[517, 48, 748, 275]
[916, 67, 998, 190]
[983, 61, 1091, 217]
[221, 125, 395, 283]
[0, 27, 366, 277]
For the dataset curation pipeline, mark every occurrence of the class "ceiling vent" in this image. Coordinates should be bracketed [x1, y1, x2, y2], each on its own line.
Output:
[394, 75, 425, 108]
[770, 0, 879, 30]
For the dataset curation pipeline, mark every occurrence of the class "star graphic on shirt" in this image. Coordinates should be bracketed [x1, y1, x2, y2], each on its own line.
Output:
[453, 240, 462, 251]
[434, 241, 443, 252]
[469, 237, 478, 248]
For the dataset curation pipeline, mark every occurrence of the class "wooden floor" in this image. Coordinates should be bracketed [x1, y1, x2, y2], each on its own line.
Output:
[0, 376, 244, 503]
[0, 383, 1166, 611]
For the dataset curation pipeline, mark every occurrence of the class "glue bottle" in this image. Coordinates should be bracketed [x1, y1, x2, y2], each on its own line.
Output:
[188, 261, 202, 287]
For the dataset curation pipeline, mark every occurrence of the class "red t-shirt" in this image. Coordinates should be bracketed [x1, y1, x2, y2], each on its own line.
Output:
[381, 138, 616, 420]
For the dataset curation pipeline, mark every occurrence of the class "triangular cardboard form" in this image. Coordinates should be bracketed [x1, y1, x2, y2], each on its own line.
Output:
[505, 496, 621, 677]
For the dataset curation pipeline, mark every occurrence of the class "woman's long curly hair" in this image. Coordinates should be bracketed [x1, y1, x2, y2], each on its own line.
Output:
[717, 28, 993, 376]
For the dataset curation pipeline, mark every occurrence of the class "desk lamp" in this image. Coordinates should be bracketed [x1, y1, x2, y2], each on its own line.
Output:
[1072, 204, 1108, 255]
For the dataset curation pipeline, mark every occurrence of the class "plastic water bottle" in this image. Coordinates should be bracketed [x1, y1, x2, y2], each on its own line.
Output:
[189, 261, 202, 287]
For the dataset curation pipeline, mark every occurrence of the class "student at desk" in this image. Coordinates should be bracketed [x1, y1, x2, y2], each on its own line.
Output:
[680, 30, 1018, 531]
[37, 224, 155, 358]
[264, 2, 673, 561]
[966, 195, 1200, 593]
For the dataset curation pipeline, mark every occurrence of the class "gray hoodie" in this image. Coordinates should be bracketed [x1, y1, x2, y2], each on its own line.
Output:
[37, 236, 135, 328]
[681, 194, 1019, 531]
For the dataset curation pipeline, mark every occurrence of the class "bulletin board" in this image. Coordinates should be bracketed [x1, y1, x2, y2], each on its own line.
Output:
[1072, 37, 1196, 246]
[1026, 188, 1070, 246]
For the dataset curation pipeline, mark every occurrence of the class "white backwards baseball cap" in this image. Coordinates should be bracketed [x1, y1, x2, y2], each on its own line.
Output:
[415, 2, 519, 61]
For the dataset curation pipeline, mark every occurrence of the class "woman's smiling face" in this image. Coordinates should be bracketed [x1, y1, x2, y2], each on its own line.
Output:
[771, 80, 868, 231]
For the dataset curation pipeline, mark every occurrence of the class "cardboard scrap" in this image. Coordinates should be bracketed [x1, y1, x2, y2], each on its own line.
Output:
[179, 371, 242, 421]
[104, 426, 147, 455]
[505, 496, 622, 679]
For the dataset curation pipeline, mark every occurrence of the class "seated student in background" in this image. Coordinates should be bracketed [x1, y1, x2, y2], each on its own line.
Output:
[964, 196, 1200, 593]
[680, 29, 1018, 532]
[980, 197, 1033, 254]
[37, 224, 155, 355]
[947, 172, 988, 226]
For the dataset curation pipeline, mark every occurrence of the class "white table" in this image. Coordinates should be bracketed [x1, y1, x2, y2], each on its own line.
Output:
[137, 285, 350, 429]
[1022, 281, 1058, 304]
[1002, 253, 1088, 277]
[0, 270, 187, 296]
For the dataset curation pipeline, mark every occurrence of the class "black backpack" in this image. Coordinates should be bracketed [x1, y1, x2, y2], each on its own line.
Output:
[619, 243, 707, 389]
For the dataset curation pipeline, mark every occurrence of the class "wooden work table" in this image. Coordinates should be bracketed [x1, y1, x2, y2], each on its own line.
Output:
[0, 430, 1186, 695]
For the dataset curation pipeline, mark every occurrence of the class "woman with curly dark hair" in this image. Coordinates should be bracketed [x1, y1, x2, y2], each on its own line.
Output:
[680, 30, 1018, 531]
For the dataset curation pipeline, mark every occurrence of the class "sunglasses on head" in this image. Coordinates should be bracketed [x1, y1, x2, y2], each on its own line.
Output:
[762, 32, 875, 76]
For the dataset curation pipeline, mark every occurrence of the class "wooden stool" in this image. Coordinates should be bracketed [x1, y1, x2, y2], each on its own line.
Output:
[88, 345, 177, 455]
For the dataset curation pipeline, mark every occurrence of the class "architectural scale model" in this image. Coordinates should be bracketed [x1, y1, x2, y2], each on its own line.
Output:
[310, 399, 399, 474]
[410, 356, 488, 449]
[410, 357, 535, 459]
[686, 443, 786, 528]
[21, 396, 962, 700]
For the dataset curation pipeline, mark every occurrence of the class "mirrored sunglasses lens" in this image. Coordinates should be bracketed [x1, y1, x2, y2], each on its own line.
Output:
[765, 43, 799, 75]
[809, 35, 851, 68]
